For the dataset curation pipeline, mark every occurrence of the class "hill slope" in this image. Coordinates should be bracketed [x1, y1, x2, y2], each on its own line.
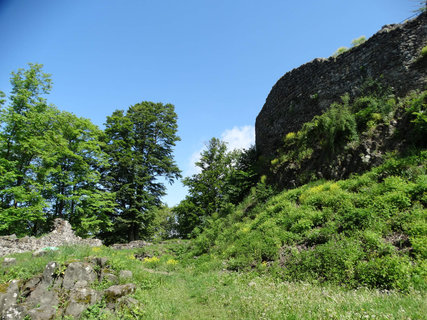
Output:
[192, 90, 427, 292]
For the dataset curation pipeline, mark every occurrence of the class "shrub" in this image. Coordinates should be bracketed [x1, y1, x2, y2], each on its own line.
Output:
[333, 46, 349, 57]
[403, 91, 427, 145]
[352, 95, 395, 131]
[355, 255, 413, 291]
[282, 237, 365, 286]
[306, 102, 358, 155]
[225, 228, 280, 270]
[410, 235, 427, 259]
[351, 36, 366, 47]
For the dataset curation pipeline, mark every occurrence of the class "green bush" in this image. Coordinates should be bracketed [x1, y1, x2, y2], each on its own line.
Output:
[282, 237, 365, 286]
[352, 95, 395, 132]
[351, 36, 366, 47]
[333, 46, 349, 57]
[355, 255, 413, 291]
[305, 101, 358, 155]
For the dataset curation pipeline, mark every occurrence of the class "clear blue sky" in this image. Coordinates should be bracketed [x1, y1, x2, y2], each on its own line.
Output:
[0, 0, 418, 206]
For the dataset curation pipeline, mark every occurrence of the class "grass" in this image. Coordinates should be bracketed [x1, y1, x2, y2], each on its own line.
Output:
[2, 242, 426, 319]
[136, 262, 426, 320]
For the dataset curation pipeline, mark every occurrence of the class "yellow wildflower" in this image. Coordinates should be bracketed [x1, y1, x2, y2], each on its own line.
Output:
[166, 259, 178, 265]
[143, 256, 160, 263]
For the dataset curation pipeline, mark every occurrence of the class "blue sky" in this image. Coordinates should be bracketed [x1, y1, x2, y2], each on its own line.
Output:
[0, 0, 418, 206]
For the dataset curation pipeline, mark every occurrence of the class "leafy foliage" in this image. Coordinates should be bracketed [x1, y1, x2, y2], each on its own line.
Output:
[101, 102, 181, 243]
[403, 90, 427, 145]
[273, 95, 358, 179]
[272, 88, 426, 188]
[0, 64, 115, 236]
[0, 64, 181, 241]
[333, 35, 366, 57]
[174, 139, 257, 238]
[351, 36, 366, 47]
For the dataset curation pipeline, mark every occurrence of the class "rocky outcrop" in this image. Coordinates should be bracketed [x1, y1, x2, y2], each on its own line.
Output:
[256, 12, 427, 160]
[0, 219, 102, 257]
[0, 258, 138, 320]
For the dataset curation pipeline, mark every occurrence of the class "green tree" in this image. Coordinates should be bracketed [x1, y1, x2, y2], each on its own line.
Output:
[182, 138, 232, 220]
[150, 205, 178, 240]
[102, 102, 181, 242]
[175, 138, 257, 238]
[174, 199, 202, 238]
[0, 64, 53, 235]
[42, 111, 115, 236]
[0, 64, 114, 236]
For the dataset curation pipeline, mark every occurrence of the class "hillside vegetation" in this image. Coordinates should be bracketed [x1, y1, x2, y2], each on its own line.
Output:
[188, 90, 427, 292]
[193, 151, 426, 290]
[1, 243, 426, 319]
[1, 66, 426, 317]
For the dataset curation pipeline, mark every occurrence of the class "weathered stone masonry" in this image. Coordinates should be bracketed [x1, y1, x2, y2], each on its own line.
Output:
[256, 12, 427, 160]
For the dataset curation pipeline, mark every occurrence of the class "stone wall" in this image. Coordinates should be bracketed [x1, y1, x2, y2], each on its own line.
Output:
[256, 12, 427, 160]
[0, 219, 102, 257]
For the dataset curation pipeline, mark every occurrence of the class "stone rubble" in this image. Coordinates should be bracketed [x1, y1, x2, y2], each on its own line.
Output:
[0, 257, 138, 320]
[0, 219, 102, 257]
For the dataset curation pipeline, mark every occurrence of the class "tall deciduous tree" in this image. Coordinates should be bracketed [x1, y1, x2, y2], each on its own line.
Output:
[0, 64, 114, 236]
[42, 111, 115, 236]
[102, 102, 181, 242]
[0, 64, 53, 235]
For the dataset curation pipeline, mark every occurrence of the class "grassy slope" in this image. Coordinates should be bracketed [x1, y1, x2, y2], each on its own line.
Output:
[1, 243, 426, 320]
[193, 151, 427, 291]
[191, 90, 427, 292]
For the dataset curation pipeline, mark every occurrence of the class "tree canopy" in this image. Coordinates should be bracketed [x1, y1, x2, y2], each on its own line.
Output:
[174, 138, 257, 238]
[101, 102, 181, 242]
[0, 64, 181, 242]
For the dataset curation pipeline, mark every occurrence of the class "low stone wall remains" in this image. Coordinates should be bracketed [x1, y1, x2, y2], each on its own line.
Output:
[0, 219, 102, 257]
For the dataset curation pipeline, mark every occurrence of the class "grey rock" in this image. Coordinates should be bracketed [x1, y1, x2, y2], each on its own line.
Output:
[0, 219, 103, 257]
[26, 289, 59, 310]
[255, 12, 427, 188]
[114, 296, 140, 313]
[21, 276, 42, 298]
[3, 235, 17, 241]
[0, 280, 20, 315]
[110, 240, 151, 250]
[64, 302, 86, 318]
[41, 262, 58, 286]
[32, 249, 47, 258]
[70, 287, 99, 305]
[62, 262, 97, 290]
[101, 272, 118, 284]
[0, 259, 140, 319]
[2, 305, 26, 320]
[74, 280, 88, 288]
[90, 256, 109, 268]
[104, 284, 136, 302]
[26, 305, 57, 320]
[64, 287, 100, 318]
[23, 263, 60, 306]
